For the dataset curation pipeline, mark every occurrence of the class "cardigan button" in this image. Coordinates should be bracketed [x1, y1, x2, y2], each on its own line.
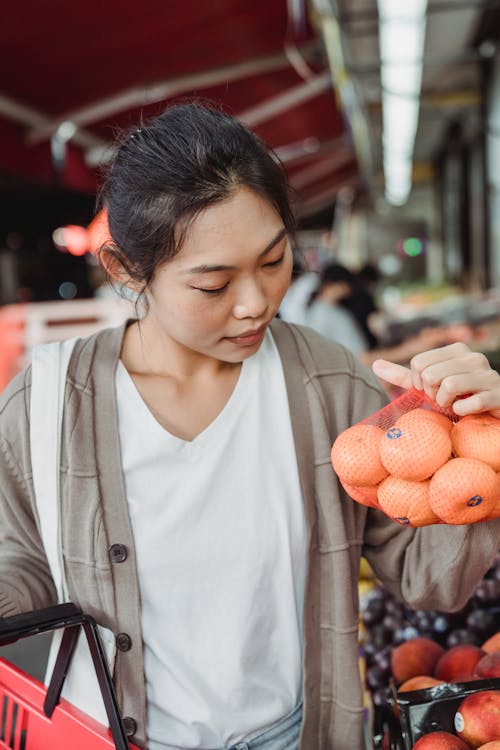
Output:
[122, 716, 137, 736]
[108, 544, 128, 563]
[116, 632, 132, 652]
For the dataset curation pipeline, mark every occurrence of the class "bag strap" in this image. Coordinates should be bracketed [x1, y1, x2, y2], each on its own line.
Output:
[30, 338, 78, 602]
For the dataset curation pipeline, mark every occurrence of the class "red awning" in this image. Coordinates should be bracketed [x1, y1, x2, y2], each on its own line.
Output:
[0, 0, 360, 217]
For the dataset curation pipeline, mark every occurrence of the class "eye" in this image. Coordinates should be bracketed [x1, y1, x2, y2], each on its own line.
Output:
[264, 254, 285, 268]
[192, 283, 229, 295]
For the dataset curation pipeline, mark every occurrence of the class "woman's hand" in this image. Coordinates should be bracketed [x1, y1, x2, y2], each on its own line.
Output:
[371, 342, 500, 418]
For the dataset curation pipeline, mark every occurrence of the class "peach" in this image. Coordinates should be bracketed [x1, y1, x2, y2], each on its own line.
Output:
[391, 637, 445, 685]
[398, 675, 445, 692]
[454, 690, 500, 748]
[477, 743, 500, 750]
[475, 653, 500, 679]
[434, 645, 485, 682]
[413, 731, 471, 749]
[482, 633, 500, 654]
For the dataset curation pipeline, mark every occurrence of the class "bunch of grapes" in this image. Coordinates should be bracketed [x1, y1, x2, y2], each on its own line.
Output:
[360, 553, 500, 711]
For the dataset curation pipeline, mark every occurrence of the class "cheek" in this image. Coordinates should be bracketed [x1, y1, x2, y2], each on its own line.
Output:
[181, 294, 231, 325]
[272, 262, 293, 299]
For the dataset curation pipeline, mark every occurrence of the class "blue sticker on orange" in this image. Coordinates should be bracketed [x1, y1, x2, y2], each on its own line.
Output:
[466, 495, 483, 507]
[386, 427, 403, 440]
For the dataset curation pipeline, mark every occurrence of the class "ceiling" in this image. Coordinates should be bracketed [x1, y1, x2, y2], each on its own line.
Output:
[337, 0, 493, 201]
[0, 0, 360, 222]
[0, 0, 496, 225]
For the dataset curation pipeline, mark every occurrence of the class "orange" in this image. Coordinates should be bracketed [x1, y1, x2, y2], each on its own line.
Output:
[331, 423, 388, 486]
[339, 478, 380, 509]
[425, 409, 454, 434]
[379, 408, 452, 481]
[451, 413, 500, 471]
[429, 457, 499, 524]
[377, 476, 441, 527]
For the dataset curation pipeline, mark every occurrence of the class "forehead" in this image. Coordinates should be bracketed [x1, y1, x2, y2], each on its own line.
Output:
[175, 188, 283, 263]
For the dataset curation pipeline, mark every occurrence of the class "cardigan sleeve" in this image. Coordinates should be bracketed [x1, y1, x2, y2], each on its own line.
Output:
[0, 370, 58, 615]
[297, 330, 500, 614]
[342, 358, 500, 611]
[363, 508, 500, 612]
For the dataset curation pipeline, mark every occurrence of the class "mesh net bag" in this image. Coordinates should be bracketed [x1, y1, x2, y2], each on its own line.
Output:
[331, 387, 500, 527]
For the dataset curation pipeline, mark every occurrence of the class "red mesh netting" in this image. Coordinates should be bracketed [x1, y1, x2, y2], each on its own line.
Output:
[331, 387, 500, 526]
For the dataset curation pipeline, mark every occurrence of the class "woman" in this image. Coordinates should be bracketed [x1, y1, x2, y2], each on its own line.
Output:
[304, 262, 369, 354]
[0, 103, 499, 750]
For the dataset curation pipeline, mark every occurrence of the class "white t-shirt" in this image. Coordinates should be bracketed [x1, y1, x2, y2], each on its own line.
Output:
[115, 330, 307, 749]
[305, 298, 368, 354]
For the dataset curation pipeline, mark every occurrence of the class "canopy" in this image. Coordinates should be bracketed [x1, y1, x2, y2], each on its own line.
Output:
[0, 0, 359, 220]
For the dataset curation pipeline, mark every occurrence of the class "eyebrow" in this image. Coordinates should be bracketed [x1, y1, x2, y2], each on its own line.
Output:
[185, 227, 287, 275]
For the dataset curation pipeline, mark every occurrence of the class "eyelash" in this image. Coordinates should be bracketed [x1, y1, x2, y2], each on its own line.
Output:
[198, 284, 229, 296]
[195, 254, 285, 295]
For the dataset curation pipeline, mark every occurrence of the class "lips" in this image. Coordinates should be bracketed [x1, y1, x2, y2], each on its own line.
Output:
[232, 324, 266, 338]
[226, 323, 267, 343]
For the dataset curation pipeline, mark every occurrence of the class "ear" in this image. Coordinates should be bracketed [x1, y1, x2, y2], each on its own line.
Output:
[99, 247, 142, 293]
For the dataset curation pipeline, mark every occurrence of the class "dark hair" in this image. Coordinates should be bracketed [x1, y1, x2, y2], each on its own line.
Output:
[307, 262, 354, 307]
[99, 102, 295, 289]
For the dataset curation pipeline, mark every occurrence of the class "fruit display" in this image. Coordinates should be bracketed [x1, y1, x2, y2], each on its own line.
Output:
[332, 388, 500, 526]
[361, 553, 500, 749]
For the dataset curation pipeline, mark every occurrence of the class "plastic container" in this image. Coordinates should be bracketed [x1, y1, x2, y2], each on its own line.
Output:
[380, 677, 500, 749]
[0, 603, 139, 750]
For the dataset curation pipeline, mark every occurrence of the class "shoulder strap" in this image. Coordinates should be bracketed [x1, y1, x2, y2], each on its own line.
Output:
[30, 338, 78, 602]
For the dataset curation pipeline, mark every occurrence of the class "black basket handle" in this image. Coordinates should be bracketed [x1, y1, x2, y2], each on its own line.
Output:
[0, 603, 131, 750]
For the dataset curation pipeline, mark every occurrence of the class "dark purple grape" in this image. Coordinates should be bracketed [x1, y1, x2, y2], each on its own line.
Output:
[371, 624, 392, 649]
[385, 599, 405, 618]
[466, 609, 497, 639]
[366, 664, 390, 690]
[392, 627, 409, 645]
[382, 613, 404, 634]
[446, 628, 480, 648]
[362, 641, 378, 662]
[362, 597, 386, 627]
[400, 625, 420, 641]
[415, 612, 434, 632]
[371, 686, 391, 707]
[373, 646, 393, 673]
[474, 579, 500, 606]
[432, 614, 451, 638]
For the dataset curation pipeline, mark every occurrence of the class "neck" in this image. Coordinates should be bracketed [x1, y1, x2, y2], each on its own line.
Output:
[121, 319, 237, 380]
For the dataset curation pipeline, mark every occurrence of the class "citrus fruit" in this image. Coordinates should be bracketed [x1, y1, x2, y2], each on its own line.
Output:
[429, 457, 499, 524]
[379, 408, 452, 481]
[377, 476, 440, 527]
[339, 478, 380, 509]
[425, 409, 454, 433]
[451, 414, 500, 471]
[331, 423, 388, 485]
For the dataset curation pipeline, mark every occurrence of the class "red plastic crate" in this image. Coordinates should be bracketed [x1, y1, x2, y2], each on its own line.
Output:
[0, 605, 139, 750]
[0, 657, 140, 750]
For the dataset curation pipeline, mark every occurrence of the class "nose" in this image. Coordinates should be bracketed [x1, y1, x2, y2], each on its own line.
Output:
[232, 277, 268, 319]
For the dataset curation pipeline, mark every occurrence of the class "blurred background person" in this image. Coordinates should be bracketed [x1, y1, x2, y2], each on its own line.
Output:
[304, 262, 369, 354]
[341, 262, 381, 350]
[279, 258, 317, 325]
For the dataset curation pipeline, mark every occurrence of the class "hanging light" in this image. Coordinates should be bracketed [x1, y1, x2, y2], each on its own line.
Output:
[377, 0, 428, 205]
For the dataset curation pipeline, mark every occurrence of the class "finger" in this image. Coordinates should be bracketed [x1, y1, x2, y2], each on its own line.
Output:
[371, 359, 413, 390]
[414, 350, 492, 402]
[409, 342, 473, 375]
[452, 391, 500, 418]
[433, 373, 484, 408]
[418, 357, 489, 403]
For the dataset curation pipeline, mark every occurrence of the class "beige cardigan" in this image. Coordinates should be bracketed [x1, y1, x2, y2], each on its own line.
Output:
[0, 319, 499, 750]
